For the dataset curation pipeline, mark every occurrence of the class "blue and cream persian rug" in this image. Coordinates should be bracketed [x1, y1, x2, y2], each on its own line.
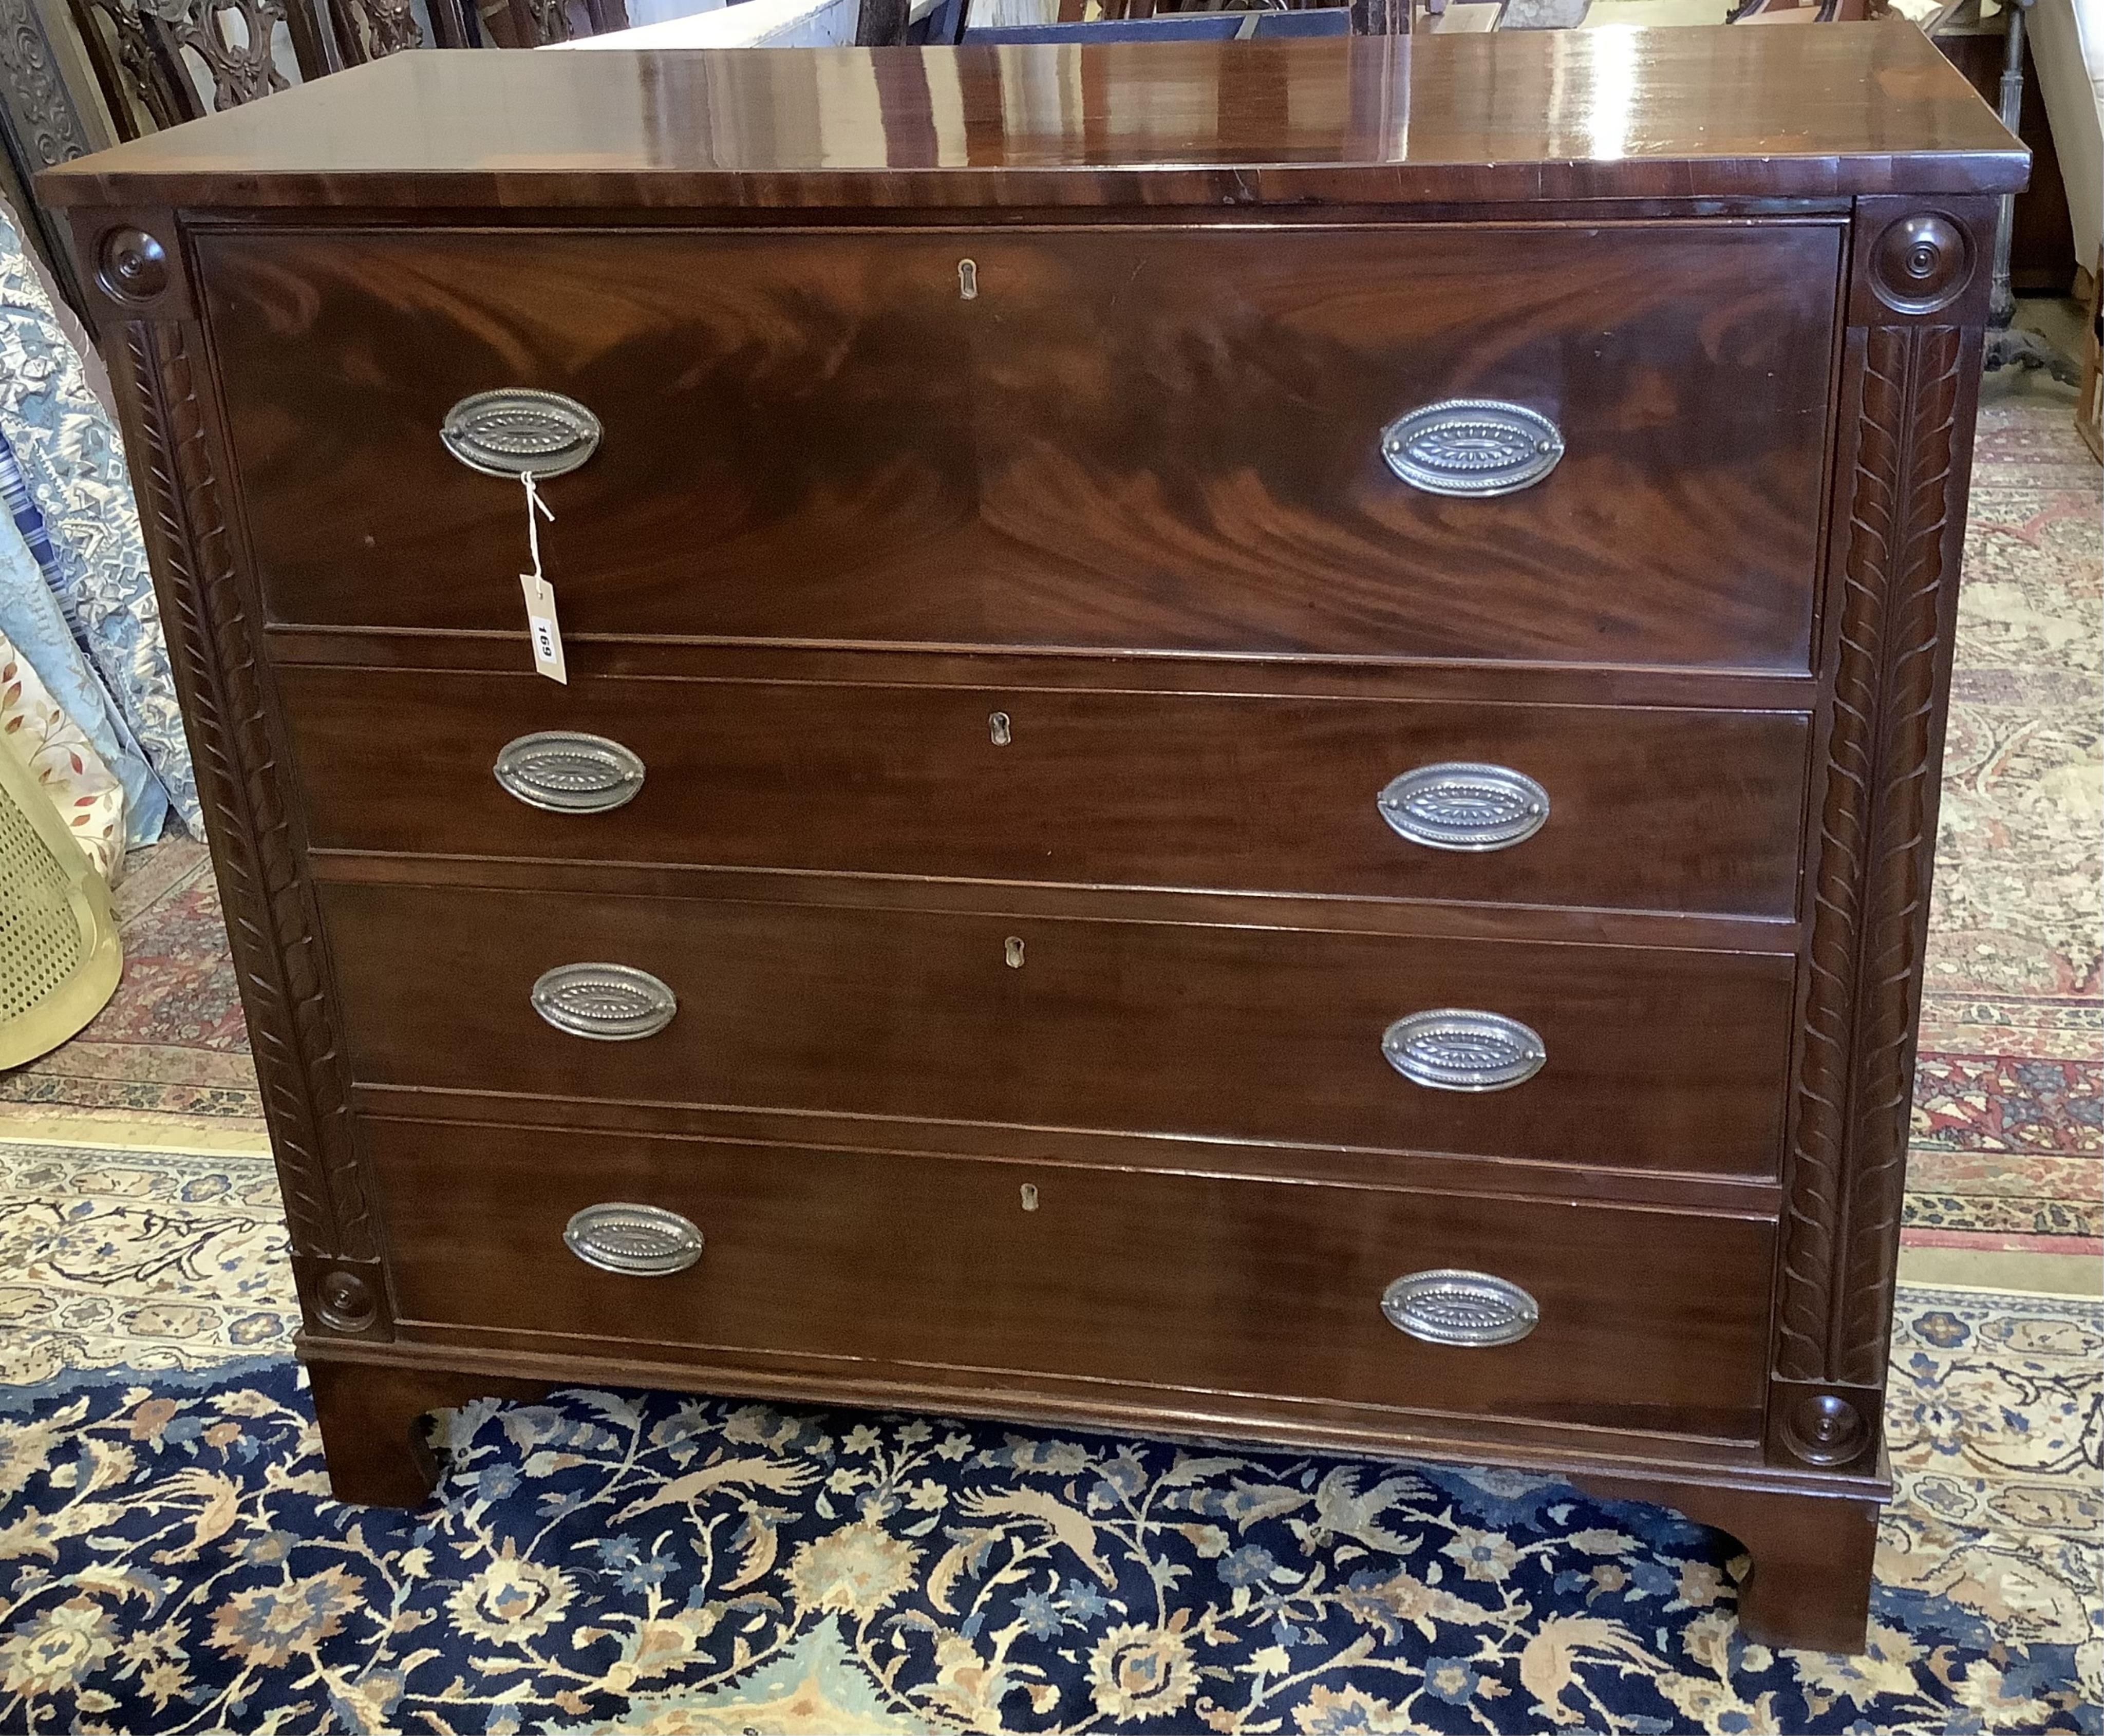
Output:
[2, 1140, 2100, 1734]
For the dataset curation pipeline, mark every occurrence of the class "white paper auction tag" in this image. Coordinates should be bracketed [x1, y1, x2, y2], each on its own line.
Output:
[516, 471, 567, 684]
[519, 572, 568, 685]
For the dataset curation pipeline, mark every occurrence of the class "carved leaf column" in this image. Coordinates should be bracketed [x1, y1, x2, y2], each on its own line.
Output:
[72, 214, 393, 1345]
[1769, 197, 1995, 1471]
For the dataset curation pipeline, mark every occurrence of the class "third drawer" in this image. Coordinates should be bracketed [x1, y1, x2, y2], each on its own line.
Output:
[320, 880, 1797, 1174]
[278, 666, 1811, 918]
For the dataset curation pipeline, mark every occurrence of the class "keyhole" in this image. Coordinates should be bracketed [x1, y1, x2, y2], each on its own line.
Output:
[1004, 936, 1025, 969]
[958, 259, 978, 300]
[989, 710, 1011, 746]
[1020, 1183, 1039, 1212]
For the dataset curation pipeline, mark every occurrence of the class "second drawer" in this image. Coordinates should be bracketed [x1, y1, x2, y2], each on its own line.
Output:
[278, 666, 1810, 918]
[320, 881, 1797, 1175]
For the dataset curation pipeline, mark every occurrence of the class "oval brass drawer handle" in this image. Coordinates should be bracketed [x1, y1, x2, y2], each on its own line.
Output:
[442, 388, 602, 478]
[564, 1202, 703, 1276]
[1382, 1269, 1538, 1347]
[1380, 399, 1564, 497]
[1378, 762, 1549, 852]
[1382, 1009, 1545, 1091]
[494, 731, 646, 815]
[531, 963, 677, 1041]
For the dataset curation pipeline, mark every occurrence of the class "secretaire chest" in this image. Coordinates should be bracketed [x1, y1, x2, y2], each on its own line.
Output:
[42, 21, 2024, 1655]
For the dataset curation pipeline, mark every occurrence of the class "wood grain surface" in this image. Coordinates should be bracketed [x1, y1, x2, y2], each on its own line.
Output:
[275, 663, 1812, 917]
[366, 1116, 1775, 1442]
[204, 222, 1842, 666]
[37, 26, 2024, 213]
[318, 879, 1797, 1174]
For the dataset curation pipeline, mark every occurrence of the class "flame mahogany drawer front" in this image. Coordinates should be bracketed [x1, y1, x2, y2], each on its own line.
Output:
[317, 880, 1796, 1175]
[202, 221, 1841, 667]
[276, 665, 1813, 918]
[368, 1117, 1775, 1444]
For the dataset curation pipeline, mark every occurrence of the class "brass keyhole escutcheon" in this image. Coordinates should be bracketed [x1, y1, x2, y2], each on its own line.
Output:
[989, 710, 1011, 746]
[1004, 937, 1025, 969]
[958, 259, 978, 299]
[1020, 1183, 1040, 1212]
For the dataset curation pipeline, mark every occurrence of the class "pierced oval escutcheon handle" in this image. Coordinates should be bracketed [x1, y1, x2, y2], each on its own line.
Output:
[531, 963, 677, 1041]
[1380, 399, 1564, 497]
[1382, 1009, 1546, 1092]
[494, 731, 646, 815]
[441, 388, 602, 478]
[1381, 1269, 1539, 1347]
[1378, 762, 1549, 852]
[563, 1202, 703, 1276]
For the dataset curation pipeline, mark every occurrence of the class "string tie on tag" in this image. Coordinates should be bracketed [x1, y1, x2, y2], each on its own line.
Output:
[521, 469, 554, 586]
[516, 468, 567, 685]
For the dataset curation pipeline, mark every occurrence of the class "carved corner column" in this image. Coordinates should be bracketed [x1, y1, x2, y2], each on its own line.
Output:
[1768, 195, 1996, 1474]
[64, 210, 393, 1346]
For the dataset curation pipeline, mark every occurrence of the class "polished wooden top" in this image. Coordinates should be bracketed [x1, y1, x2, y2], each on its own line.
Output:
[42, 22, 2021, 212]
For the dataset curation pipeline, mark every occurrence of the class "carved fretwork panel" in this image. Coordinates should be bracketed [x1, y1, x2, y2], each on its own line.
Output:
[68, 0, 295, 138]
[331, 0, 423, 63]
[165, 0, 290, 109]
[0, 0, 98, 306]
[105, 280, 391, 1341]
[522, 0, 571, 42]
[0, 0, 96, 167]
[473, 0, 572, 47]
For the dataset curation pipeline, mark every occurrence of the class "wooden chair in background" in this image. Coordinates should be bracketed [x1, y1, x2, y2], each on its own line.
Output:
[62, 0, 634, 142]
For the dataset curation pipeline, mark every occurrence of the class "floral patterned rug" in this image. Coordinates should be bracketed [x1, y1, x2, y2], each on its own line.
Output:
[2, 398, 2095, 1249]
[0, 1138, 2099, 1734]
[0, 838, 263, 1141]
[1909, 394, 2102, 1256]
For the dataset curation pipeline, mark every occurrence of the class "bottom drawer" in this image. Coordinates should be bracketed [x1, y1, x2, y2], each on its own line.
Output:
[369, 1120, 1773, 1443]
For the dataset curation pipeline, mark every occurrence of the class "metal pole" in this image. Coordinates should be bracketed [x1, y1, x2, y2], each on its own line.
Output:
[1982, 0, 2080, 379]
[1987, 0, 2027, 329]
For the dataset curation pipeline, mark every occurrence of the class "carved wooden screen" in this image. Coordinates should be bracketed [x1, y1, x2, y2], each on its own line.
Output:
[65, 0, 321, 137]
[58, 0, 627, 144]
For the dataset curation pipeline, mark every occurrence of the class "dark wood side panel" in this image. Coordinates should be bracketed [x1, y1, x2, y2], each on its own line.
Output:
[318, 880, 1797, 1174]
[100, 290, 394, 1345]
[201, 221, 1840, 667]
[1769, 195, 1996, 1475]
[275, 665, 1813, 917]
[367, 1118, 1774, 1441]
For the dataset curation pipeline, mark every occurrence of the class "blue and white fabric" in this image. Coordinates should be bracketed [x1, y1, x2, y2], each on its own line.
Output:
[0, 441, 167, 842]
[0, 198, 196, 838]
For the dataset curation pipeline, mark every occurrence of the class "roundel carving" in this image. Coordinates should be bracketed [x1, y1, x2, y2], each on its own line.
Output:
[1869, 213, 1972, 316]
[315, 1269, 378, 1333]
[1781, 1392, 1870, 1466]
[97, 227, 171, 305]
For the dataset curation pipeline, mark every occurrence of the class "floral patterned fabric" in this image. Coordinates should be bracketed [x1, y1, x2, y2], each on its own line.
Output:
[0, 626, 125, 881]
[0, 1282, 2096, 1734]
[0, 489, 166, 848]
[0, 199, 197, 838]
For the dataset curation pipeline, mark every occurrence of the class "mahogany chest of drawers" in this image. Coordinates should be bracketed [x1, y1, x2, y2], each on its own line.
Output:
[44, 23, 2024, 1654]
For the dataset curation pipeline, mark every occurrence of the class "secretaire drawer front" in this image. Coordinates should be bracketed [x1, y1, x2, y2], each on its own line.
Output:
[203, 222, 1838, 667]
[278, 665, 1811, 917]
[370, 1120, 1773, 1440]
[321, 883, 1795, 1174]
